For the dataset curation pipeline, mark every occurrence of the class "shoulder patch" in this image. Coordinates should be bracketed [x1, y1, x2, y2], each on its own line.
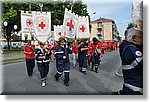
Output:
[135, 51, 142, 56]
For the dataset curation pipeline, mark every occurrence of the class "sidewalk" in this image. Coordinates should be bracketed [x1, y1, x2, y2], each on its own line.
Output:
[2, 50, 24, 60]
[1, 50, 25, 64]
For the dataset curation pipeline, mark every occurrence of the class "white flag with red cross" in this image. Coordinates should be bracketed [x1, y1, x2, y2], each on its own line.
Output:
[32, 11, 51, 43]
[63, 8, 78, 39]
[76, 16, 90, 39]
[54, 25, 64, 41]
[21, 11, 33, 40]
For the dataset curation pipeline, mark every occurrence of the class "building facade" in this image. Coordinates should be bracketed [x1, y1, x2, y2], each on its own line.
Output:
[90, 18, 119, 42]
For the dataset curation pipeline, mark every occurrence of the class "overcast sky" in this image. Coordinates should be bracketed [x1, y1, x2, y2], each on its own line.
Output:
[82, 0, 133, 38]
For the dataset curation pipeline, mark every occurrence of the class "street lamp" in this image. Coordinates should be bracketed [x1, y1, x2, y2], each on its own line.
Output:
[14, 25, 17, 30]
[14, 25, 18, 35]
[4, 21, 8, 27]
[4, 21, 8, 34]
[90, 12, 96, 16]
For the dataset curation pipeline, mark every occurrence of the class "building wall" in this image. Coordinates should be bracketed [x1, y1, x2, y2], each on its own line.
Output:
[103, 22, 112, 41]
[90, 22, 113, 41]
[90, 22, 98, 41]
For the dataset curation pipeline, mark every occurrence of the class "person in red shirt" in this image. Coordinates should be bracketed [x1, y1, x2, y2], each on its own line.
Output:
[23, 40, 35, 77]
[51, 41, 58, 60]
[47, 42, 52, 61]
[72, 39, 78, 68]
[88, 41, 93, 66]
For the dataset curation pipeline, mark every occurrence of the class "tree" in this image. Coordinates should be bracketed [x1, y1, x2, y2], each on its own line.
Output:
[2, 1, 89, 49]
[2, 4, 18, 50]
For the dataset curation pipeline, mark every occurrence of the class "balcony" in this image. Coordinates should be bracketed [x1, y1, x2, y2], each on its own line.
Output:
[97, 23, 103, 28]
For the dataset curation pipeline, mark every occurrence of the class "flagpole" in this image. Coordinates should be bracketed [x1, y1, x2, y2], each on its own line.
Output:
[39, 4, 43, 12]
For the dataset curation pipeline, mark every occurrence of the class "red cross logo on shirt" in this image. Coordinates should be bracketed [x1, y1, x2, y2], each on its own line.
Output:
[39, 22, 46, 29]
[80, 25, 85, 32]
[26, 19, 32, 27]
[67, 20, 74, 31]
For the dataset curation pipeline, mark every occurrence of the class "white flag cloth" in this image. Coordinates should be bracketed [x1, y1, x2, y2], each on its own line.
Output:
[54, 25, 64, 41]
[76, 16, 90, 39]
[132, 0, 143, 22]
[21, 11, 33, 40]
[63, 8, 78, 39]
[32, 11, 51, 43]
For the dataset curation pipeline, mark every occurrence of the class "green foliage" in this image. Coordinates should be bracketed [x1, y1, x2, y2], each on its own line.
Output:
[2, 1, 89, 31]
[2, 1, 89, 50]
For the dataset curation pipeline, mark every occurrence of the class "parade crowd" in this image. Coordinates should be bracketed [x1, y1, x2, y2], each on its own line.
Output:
[23, 25, 143, 95]
[23, 37, 119, 86]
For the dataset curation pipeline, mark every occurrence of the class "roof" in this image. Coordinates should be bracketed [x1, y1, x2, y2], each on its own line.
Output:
[91, 18, 114, 23]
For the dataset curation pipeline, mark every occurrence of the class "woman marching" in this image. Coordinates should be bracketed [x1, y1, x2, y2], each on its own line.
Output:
[78, 39, 89, 75]
[35, 42, 51, 87]
[54, 37, 72, 86]
[90, 37, 101, 73]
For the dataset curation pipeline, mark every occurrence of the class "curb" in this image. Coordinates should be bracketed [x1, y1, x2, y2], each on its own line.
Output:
[1, 58, 25, 65]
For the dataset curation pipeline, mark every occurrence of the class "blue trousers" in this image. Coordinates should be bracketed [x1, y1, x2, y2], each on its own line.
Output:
[55, 62, 70, 83]
[78, 54, 88, 72]
[119, 85, 143, 95]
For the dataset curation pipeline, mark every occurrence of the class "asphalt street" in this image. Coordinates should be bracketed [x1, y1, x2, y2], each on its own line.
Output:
[1, 50, 123, 95]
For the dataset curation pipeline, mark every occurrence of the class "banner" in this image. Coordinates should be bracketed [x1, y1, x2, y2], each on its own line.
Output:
[63, 8, 78, 39]
[76, 16, 90, 39]
[132, 0, 143, 22]
[32, 11, 51, 43]
[21, 11, 33, 40]
[54, 25, 64, 41]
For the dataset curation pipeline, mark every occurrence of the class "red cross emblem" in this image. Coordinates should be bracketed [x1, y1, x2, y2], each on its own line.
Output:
[66, 20, 74, 31]
[80, 25, 85, 32]
[26, 19, 32, 27]
[39, 22, 46, 29]
[58, 32, 61, 36]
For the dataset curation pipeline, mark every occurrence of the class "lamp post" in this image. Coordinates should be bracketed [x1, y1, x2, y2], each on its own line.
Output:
[3, 21, 11, 50]
[14, 25, 17, 30]
[4, 21, 8, 34]
[90, 12, 96, 17]
[14, 25, 17, 35]
[4, 21, 8, 36]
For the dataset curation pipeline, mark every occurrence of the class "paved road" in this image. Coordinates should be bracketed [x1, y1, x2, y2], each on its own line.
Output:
[1, 50, 123, 95]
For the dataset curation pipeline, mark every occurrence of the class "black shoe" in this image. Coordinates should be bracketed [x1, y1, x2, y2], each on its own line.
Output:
[95, 70, 98, 73]
[55, 77, 59, 82]
[91, 68, 94, 71]
[64, 82, 69, 86]
[79, 68, 82, 72]
[83, 71, 87, 75]
[112, 91, 119, 95]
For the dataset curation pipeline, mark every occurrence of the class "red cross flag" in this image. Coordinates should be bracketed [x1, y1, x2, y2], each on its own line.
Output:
[32, 11, 51, 43]
[21, 11, 33, 40]
[63, 8, 78, 39]
[76, 16, 90, 39]
[54, 25, 64, 41]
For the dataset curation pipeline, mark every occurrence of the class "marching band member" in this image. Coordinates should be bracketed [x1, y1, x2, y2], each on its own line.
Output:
[23, 40, 35, 77]
[54, 37, 72, 86]
[35, 42, 51, 87]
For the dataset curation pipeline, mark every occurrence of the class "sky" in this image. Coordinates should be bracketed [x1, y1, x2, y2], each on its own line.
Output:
[82, 0, 133, 38]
